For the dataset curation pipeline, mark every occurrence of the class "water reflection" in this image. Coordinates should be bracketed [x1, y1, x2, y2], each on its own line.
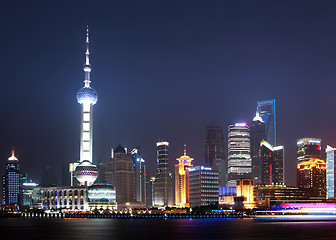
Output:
[1, 218, 336, 240]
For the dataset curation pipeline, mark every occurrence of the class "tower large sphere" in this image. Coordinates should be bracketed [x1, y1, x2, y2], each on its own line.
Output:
[77, 87, 98, 105]
[75, 160, 98, 185]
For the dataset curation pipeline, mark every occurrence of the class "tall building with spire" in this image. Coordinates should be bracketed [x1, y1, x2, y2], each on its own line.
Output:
[175, 145, 193, 207]
[74, 26, 98, 186]
[2, 149, 22, 205]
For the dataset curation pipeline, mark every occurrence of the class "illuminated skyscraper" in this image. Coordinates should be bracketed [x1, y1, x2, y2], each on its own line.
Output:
[297, 138, 321, 164]
[326, 145, 336, 199]
[256, 99, 276, 146]
[250, 112, 265, 183]
[297, 158, 326, 198]
[175, 145, 193, 208]
[259, 141, 284, 185]
[205, 125, 225, 187]
[227, 123, 252, 187]
[74, 26, 98, 186]
[2, 150, 22, 205]
[130, 147, 148, 205]
[152, 141, 174, 207]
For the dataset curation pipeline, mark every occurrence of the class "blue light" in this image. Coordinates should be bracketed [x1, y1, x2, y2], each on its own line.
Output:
[201, 166, 212, 171]
[137, 158, 140, 162]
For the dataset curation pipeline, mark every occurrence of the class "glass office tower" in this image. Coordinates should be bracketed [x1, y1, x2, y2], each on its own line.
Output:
[256, 99, 276, 146]
[297, 138, 321, 164]
[2, 150, 22, 205]
[227, 123, 252, 187]
[326, 145, 336, 199]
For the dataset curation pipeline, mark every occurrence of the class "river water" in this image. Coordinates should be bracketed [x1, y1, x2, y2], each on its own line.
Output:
[1, 218, 336, 240]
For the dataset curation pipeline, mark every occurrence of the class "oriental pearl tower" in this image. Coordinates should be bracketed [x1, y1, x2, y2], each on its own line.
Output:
[74, 26, 98, 186]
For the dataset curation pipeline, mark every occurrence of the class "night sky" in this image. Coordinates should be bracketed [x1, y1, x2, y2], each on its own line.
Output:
[1, 1, 336, 187]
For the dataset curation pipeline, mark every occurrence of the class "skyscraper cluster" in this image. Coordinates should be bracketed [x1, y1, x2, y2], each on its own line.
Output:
[2, 28, 336, 213]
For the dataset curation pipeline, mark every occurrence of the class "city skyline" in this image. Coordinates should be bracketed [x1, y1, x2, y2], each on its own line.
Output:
[2, 1, 336, 187]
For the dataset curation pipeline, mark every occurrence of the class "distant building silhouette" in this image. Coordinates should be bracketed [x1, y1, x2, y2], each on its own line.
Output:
[41, 161, 58, 186]
[205, 125, 226, 187]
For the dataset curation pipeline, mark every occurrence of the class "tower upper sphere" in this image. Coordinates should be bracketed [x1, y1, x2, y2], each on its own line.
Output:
[77, 87, 98, 105]
[77, 25, 98, 105]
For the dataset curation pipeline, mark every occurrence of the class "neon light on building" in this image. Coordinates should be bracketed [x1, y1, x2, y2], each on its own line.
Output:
[175, 145, 194, 208]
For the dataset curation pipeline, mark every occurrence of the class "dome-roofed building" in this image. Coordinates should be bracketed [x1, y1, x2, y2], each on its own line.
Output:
[87, 181, 117, 211]
[114, 144, 126, 154]
[105, 145, 135, 204]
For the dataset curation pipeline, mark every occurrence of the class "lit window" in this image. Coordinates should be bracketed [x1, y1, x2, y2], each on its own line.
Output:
[83, 123, 90, 131]
[83, 113, 90, 122]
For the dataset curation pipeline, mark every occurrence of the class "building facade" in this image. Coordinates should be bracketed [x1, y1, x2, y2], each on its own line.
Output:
[235, 179, 255, 209]
[41, 183, 117, 211]
[175, 145, 193, 208]
[152, 141, 174, 207]
[41, 186, 87, 211]
[256, 99, 276, 146]
[250, 112, 266, 183]
[2, 150, 22, 206]
[130, 147, 148, 205]
[105, 145, 135, 204]
[254, 184, 307, 207]
[297, 138, 321, 164]
[259, 141, 284, 185]
[188, 166, 219, 208]
[74, 26, 98, 186]
[326, 145, 336, 199]
[297, 158, 326, 198]
[227, 123, 252, 187]
[22, 182, 39, 208]
[205, 125, 225, 187]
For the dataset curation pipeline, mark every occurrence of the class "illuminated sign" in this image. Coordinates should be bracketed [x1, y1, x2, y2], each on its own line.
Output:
[235, 123, 247, 127]
[188, 167, 196, 172]
[23, 183, 38, 187]
[201, 166, 212, 171]
[309, 140, 321, 144]
[156, 141, 169, 147]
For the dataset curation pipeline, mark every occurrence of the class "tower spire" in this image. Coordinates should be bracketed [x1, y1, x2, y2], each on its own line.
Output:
[84, 25, 91, 88]
[184, 144, 187, 156]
